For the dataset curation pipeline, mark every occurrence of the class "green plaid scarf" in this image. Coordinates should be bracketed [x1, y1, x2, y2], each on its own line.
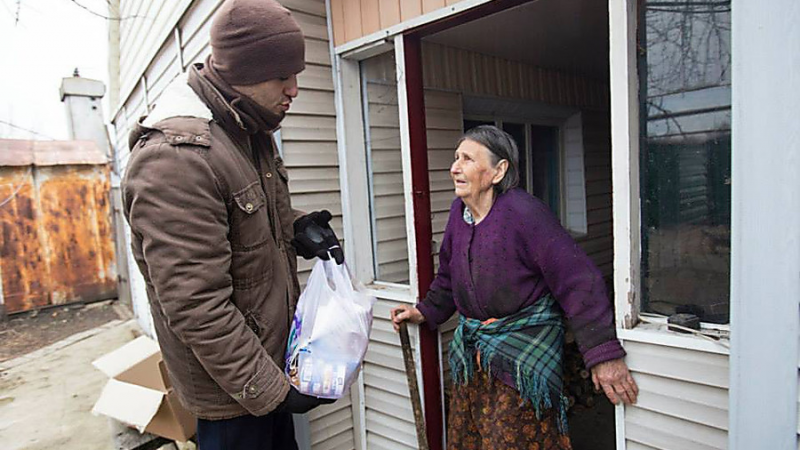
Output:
[449, 294, 569, 432]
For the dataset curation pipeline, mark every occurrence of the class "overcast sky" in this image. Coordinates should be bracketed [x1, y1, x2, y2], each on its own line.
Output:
[0, 0, 110, 141]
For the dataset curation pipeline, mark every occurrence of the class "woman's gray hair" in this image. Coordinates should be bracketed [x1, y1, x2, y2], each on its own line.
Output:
[457, 125, 520, 194]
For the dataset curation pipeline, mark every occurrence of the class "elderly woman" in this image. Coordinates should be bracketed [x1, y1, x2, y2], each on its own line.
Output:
[391, 125, 637, 449]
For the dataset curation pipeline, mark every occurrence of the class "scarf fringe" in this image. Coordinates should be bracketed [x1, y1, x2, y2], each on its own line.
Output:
[451, 342, 570, 434]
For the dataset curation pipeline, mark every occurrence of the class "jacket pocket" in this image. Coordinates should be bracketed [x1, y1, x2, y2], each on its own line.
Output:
[244, 297, 289, 363]
[244, 310, 262, 336]
[230, 182, 271, 251]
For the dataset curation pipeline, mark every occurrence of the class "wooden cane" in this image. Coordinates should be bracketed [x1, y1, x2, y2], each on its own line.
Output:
[399, 321, 429, 450]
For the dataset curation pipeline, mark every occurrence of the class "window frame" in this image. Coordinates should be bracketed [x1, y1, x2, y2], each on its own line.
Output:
[461, 96, 588, 236]
[610, 0, 732, 345]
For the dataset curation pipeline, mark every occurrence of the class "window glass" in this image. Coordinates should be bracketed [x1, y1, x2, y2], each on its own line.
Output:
[501, 122, 527, 192]
[640, 0, 732, 323]
[530, 124, 560, 216]
[361, 52, 410, 284]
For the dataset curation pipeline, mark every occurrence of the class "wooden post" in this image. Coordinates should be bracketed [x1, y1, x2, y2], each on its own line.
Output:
[400, 322, 429, 450]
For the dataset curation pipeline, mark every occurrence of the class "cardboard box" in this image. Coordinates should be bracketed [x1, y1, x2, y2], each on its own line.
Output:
[91, 336, 196, 442]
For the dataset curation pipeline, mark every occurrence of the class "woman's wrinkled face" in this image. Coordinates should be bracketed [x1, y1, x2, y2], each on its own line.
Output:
[450, 139, 505, 201]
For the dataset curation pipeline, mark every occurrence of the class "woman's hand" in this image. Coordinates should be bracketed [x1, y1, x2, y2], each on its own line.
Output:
[390, 304, 426, 332]
[591, 358, 639, 405]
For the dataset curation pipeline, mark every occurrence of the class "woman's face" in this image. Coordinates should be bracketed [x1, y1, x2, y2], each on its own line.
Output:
[450, 139, 507, 201]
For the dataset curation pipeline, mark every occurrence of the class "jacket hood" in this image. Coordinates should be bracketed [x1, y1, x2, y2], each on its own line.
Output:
[128, 65, 249, 151]
[143, 73, 214, 127]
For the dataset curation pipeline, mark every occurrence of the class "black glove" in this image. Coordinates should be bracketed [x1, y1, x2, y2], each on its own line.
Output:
[292, 210, 344, 264]
[276, 387, 335, 414]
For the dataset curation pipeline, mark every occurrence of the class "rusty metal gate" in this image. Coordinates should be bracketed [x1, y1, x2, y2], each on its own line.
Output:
[0, 139, 117, 314]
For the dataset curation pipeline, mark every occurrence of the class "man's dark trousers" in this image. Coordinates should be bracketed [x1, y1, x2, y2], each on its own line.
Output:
[197, 411, 298, 450]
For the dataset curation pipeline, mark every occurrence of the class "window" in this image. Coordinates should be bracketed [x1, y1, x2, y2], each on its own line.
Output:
[463, 116, 585, 233]
[639, 0, 732, 323]
[528, 124, 560, 218]
[361, 51, 410, 284]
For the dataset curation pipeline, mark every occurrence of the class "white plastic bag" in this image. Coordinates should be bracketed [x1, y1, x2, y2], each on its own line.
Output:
[285, 260, 375, 399]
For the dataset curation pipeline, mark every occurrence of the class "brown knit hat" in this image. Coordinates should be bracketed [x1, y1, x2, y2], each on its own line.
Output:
[210, 0, 305, 86]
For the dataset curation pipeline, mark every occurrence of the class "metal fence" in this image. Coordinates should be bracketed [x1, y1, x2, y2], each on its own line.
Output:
[0, 139, 117, 314]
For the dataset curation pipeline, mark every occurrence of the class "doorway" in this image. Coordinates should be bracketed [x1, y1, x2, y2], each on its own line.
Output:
[416, 0, 616, 447]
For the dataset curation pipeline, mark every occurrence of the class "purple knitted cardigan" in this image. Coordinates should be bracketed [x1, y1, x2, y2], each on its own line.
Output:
[416, 188, 625, 369]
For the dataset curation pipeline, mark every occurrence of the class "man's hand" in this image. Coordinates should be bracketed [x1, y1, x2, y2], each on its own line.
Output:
[277, 387, 336, 414]
[591, 358, 639, 405]
[292, 210, 344, 264]
[390, 304, 426, 332]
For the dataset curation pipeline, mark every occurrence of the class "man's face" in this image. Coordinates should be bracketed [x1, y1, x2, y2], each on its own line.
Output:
[233, 73, 299, 119]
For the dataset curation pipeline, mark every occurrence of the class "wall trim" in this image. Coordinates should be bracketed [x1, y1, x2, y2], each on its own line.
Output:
[729, 0, 800, 448]
[609, 0, 641, 332]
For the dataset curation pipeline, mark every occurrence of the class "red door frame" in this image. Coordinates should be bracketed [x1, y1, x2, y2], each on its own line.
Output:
[401, 34, 442, 450]
[401, 1, 536, 448]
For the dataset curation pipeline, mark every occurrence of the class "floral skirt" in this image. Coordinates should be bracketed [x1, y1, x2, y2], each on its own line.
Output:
[447, 369, 573, 450]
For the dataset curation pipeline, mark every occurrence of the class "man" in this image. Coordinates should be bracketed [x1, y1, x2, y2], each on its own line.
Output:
[122, 0, 344, 448]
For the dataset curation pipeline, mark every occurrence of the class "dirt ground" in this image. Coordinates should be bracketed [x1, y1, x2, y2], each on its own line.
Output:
[0, 317, 140, 449]
[0, 301, 198, 450]
[0, 301, 127, 362]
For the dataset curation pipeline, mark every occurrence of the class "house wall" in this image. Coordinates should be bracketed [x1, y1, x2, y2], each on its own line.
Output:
[727, 2, 799, 448]
[421, 42, 609, 109]
[112, 0, 352, 448]
[621, 334, 729, 450]
[329, 0, 463, 46]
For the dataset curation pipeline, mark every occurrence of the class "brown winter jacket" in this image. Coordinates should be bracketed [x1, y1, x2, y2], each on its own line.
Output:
[122, 63, 300, 420]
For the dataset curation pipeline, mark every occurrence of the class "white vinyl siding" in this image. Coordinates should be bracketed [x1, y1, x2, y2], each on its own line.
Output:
[563, 112, 588, 235]
[362, 297, 419, 449]
[577, 111, 614, 278]
[118, 1, 192, 106]
[112, 1, 352, 448]
[308, 397, 356, 450]
[425, 91, 463, 270]
[622, 339, 729, 450]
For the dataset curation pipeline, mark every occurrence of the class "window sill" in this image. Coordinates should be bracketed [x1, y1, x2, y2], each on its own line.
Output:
[618, 320, 730, 356]
[364, 281, 413, 302]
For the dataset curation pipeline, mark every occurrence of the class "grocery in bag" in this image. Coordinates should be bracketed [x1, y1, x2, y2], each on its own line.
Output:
[285, 260, 375, 399]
